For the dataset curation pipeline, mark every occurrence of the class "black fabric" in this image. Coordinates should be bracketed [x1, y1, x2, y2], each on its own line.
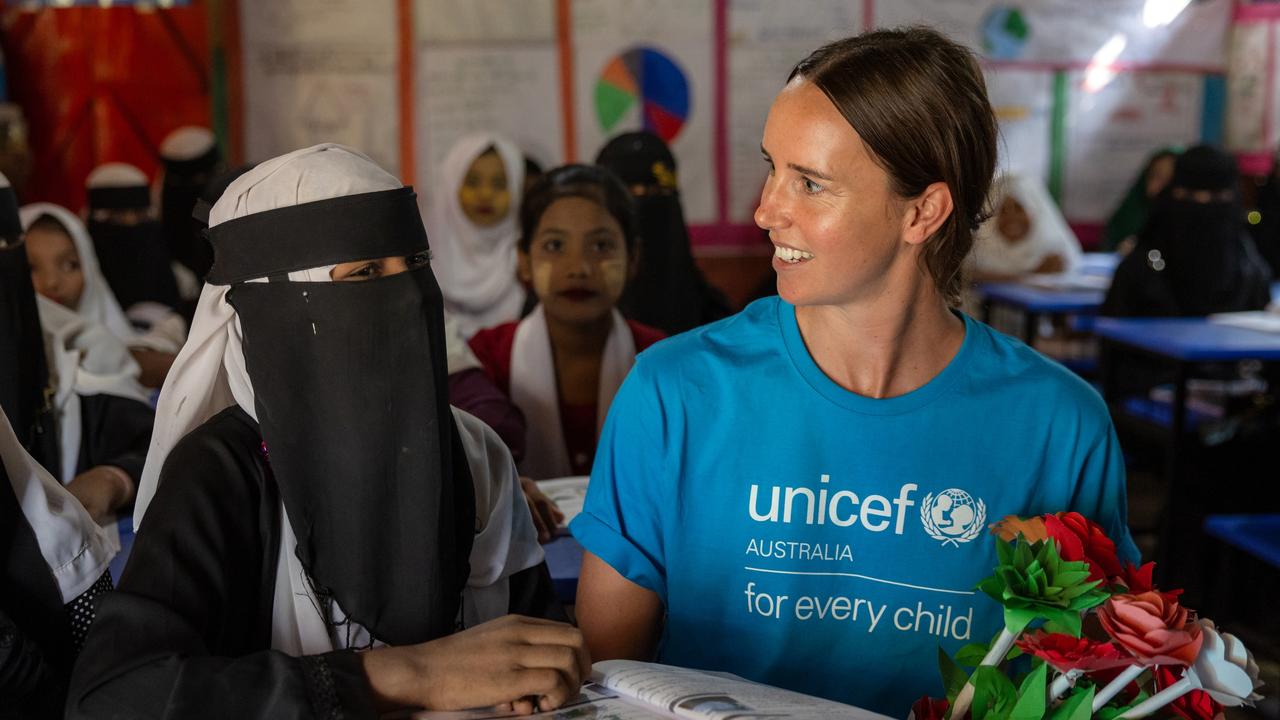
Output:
[1248, 168, 1280, 279]
[68, 406, 563, 719]
[596, 133, 730, 334]
[85, 185, 149, 210]
[161, 147, 223, 280]
[1102, 147, 1272, 317]
[75, 393, 154, 487]
[87, 219, 181, 310]
[0, 245, 57, 477]
[229, 266, 474, 646]
[0, 188, 20, 240]
[207, 188, 427, 285]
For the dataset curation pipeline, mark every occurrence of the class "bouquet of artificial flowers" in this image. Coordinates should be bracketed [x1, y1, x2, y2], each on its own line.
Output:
[909, 513, 1265, 720]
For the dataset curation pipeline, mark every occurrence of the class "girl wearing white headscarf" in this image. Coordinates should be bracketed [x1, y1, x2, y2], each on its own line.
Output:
[69, 144, 587, 719]
[425, 133, 527, 338]
[970, 173, 1082, 280]
[21, 202, 186, 387]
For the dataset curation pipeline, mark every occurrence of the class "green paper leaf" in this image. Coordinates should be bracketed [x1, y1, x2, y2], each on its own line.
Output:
[1048, 686, 1095, 720]
[938, 646, 968, 703]
[955, 642, 990, 668]
[971, 666, 1017, 720]
[1009, 663, 1048, 720]
[1004, 607, 1040, 636]
[1038, 607, 1083, 637]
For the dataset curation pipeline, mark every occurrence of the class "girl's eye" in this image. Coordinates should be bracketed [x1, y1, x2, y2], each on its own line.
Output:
[802, 177, 824, 194]
[349, 262, 381, 279]
[592, 239, 618, 254]
[62, 260, 80, 273]
[542, 239, 563, 253]
[406, 251, 431, 268]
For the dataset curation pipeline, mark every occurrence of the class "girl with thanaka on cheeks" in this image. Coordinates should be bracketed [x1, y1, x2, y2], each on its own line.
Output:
[427, 134, 528, 338]
[571, 28, 1137, 717]
[470, 165, 665, 485]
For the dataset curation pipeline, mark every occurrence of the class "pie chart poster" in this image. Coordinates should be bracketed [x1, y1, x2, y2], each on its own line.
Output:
[572, 0, 716, 223]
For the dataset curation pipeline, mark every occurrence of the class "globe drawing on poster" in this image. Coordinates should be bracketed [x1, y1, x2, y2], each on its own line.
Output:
[594, 45, 691, 143]
[980, 6, 1030, 61]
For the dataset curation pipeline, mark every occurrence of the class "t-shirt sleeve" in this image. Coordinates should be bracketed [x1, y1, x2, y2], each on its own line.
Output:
[569, 357, 670, 601]
[1069, 416, 1142, 567]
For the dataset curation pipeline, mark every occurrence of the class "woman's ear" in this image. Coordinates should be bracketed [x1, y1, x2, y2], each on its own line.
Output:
[516, 247, 532, 284]
[902, 181, 954, 247]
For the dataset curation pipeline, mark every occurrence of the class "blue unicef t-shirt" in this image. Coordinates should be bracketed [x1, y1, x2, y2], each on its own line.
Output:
[570, 297, 1139, 718]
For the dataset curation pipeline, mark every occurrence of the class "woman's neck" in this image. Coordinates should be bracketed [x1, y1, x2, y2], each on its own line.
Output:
[794, 276, 965, 399]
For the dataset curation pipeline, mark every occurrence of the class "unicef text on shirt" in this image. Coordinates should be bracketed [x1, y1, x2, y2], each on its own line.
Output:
[748, 475, 918, 534]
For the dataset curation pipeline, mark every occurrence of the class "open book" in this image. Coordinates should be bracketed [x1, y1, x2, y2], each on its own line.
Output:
[536, 475, 590, 527]
[411, 660, 893, 719]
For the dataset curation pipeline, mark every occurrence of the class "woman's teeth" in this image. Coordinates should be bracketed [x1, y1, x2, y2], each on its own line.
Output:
[774, 245, 814, 264]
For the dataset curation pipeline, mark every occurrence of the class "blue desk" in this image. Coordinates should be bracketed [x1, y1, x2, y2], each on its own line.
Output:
[544, 534, 583, 605]
[1205, 515, 1280, 570]
[978, 283, 1106, 366]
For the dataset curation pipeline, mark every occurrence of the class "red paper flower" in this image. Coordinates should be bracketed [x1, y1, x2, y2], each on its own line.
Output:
[1097, 591, 1203, 666]
[1044, 512, 1124, 583]
[1015, 630, 1131, 673]
[1156, 665, 1225, 720]
[1115, 561, 1156, 593]
[908, 696, 949, 720]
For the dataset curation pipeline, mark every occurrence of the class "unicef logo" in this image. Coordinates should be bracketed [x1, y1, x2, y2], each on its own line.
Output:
[920, 489, 987, 547]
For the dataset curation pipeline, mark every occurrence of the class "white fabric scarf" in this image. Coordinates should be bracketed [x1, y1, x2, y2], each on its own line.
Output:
[37, 296, 150, 486]
[425, 133, 526, 338]
[135, 143, 534, 656]
[510, 305, 635, 480]
[0, 404, 116, 602]
[971, 173, 1082, 277]
[19, 202, 184, 354]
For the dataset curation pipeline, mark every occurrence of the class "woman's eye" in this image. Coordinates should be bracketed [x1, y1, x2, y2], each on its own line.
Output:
[406, 251, 431, 268]
[802, 177, 824, 194]
[349, 262, 380, 279]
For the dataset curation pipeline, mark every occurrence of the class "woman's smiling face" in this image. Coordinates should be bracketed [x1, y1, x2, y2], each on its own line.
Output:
[755, 79, 912, 309]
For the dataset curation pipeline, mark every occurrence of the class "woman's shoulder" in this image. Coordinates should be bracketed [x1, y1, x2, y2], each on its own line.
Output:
[162, 405, 265, 480]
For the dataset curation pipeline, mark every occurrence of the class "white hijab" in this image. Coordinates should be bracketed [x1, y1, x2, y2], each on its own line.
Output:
[510, 305, 636, 480]
[135, 143, 539, 655]
[425, 133, 526, 338]
[19, 202, 183, 354]
[37, 296, 150, 485]
[1, 386, 117, 602]
[971, 173, 1082, 277]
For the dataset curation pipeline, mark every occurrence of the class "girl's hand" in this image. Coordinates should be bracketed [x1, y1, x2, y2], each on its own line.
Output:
[520, 477, 566, 543]
[66, 465, 134, 523]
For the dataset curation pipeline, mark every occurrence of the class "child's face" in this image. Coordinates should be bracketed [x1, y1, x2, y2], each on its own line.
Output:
[25, 224, 85, 309]
[457, 150, 511, 228]
[995, 196, 1031, 243]
[519, 196, 630, 326]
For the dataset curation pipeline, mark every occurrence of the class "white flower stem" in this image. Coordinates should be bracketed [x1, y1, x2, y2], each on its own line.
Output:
[1048, 669, 1082, 704]
[948, 628, 1017, 719]
[1092, 664, 1145, 713]
[1117, 677, 1193, 718]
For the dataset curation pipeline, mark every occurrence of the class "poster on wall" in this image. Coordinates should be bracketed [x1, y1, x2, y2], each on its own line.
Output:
[415, 0, 563, 200]
[873, 0, 1231, 69]
[1225, 22, 1275, 158]
[571, 0, 716, 222]
[1062, 71, 1205, 222]
[240, 0, 400, 175]
[984, 67, 1054, 185]
[725, 0, 863, 224]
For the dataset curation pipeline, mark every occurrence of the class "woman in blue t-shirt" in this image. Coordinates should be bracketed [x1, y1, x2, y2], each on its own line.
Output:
[571, 27, 1139, 717]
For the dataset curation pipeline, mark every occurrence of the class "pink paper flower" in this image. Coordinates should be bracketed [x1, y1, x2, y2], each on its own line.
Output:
[1097, 591, 1203, 666]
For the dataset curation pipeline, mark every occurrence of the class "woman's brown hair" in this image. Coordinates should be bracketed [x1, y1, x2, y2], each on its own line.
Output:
[790, 27, 998, 305]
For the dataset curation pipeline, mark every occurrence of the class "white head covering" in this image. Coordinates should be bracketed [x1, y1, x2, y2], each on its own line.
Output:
[36, 295, 150, 485]
[971, 174, 1082, 277]
[0, 409, 116, 602]
[159, 126, 217, 161]
[85, 162, 148, 191]
[425, 133, 526, 338]
[134, 143, 538, 655]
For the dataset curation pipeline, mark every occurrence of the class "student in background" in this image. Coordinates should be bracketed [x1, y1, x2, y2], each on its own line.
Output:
[1102, 145, 1271, 317]
[1101, 147, 1179, 253]
[596, 131, 731, 335]
[572, 29, 1136, 717]
[1, 410, 117, 718]
[426, 133, 527, 338]
[0, 173, 152, 526]
[159, 126, 224, 283]
[69, 144, 585, 719]
[21, 203, 184, 388]
[83, 163, 181, 313]
[968, 173, 1081, 282]
[470, 165, 665, 482]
